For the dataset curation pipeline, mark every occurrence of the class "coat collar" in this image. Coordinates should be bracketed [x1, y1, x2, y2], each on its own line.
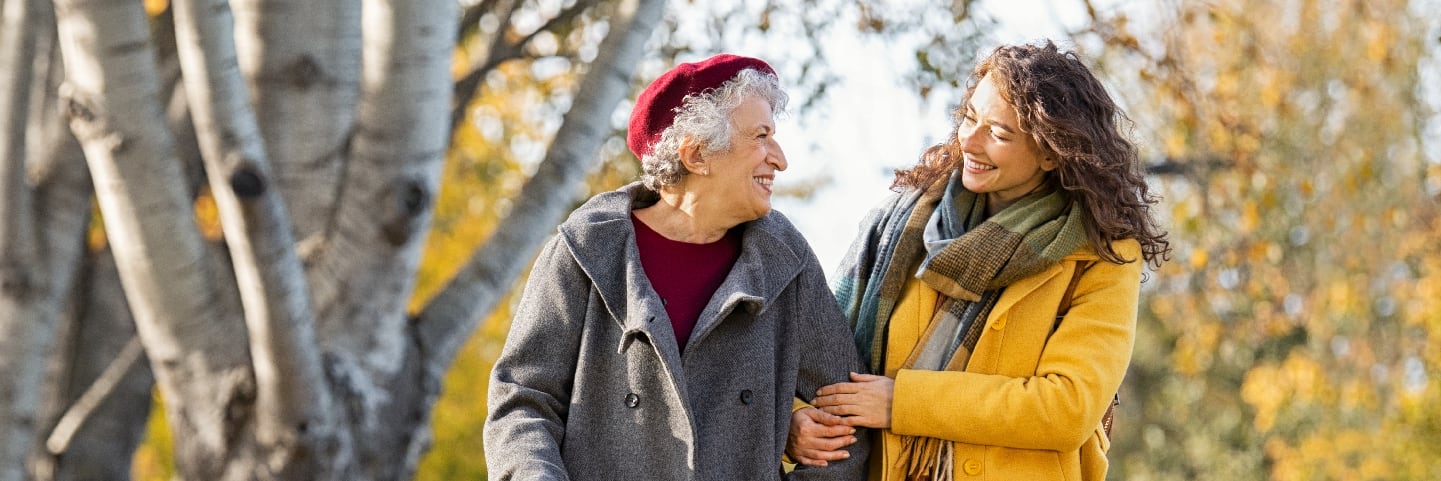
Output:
[557, 182, 805, 354]
[988, 245, 1102, 329]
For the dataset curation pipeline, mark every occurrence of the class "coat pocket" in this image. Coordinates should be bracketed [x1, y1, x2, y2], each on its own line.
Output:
[1077, 427, 1111, 481]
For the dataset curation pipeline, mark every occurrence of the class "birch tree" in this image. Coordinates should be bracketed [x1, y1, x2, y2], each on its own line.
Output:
[1, 0, 666, 479]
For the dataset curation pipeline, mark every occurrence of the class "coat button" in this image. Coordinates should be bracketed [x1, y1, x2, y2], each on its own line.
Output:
[739, 389, 754, 405]
[962, 458, 982, 476]
[624, 393, 640, 408]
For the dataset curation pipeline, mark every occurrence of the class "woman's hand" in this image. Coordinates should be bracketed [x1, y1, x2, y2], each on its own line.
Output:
[812, 372, 894, 429]
[786, 407, 856, 467]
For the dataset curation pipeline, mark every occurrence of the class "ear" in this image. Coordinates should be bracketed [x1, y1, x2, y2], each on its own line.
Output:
[679, 137, 708, 175]
[1040, 155, 1059, 172]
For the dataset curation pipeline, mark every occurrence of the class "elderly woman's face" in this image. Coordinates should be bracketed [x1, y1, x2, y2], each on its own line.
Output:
[697, 94, 788, 222]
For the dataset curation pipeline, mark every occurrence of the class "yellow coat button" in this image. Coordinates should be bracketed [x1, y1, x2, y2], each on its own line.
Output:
[963, 458, 982, 476]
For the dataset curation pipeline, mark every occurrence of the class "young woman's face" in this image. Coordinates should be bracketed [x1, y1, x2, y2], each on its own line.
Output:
[956, 74, 1056, 212]
[700, 94, 788, 222]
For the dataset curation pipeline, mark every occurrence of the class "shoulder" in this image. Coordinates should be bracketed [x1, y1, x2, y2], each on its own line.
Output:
[744, 210, 814, 263]
[559, 182, 645, 230]
[1064, 238, 1142, 264]
[749, 209, 804, 244]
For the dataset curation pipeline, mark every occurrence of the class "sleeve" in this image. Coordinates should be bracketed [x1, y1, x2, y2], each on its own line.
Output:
[889, 241, 1143, 452]
[786, 254, 873, 481]
[483, 236, 591, 480]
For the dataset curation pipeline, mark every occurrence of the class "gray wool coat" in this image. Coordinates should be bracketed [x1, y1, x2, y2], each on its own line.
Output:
[485, 183, 869, 481]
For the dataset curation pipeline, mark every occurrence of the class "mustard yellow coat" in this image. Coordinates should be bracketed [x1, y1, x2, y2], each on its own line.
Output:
[869, 239, 1141, 481]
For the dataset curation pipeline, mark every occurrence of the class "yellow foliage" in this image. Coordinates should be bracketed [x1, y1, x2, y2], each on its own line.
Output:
[1189, 248, 1208, 270]
[193, 191, 225, 241]
[1241, 363, 1282, 432]
[144, 0, 168, 15]
[1173, 321, 1220, 375]
[1240, 202, 1259, 234]
[414, 308, 511, 480]
[130, 392, 175, 480]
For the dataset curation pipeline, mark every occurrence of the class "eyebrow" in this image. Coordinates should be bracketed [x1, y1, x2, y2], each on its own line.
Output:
[964, 104, 1018, 134]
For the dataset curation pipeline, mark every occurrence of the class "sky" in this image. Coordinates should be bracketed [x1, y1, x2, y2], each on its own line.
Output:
[769, 0, 1091, 276]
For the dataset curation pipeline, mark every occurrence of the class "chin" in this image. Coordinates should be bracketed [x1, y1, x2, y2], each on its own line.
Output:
[960, 176, 987, 194]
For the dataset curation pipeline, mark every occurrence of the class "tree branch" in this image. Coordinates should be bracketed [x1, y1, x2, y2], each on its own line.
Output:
[35, 250, 153, 481]
[456, 0, 500, 41]
[417, 0, 669, 369]
[44, 336, 143, 455]
[450, 0, 521, 132]
[171, 0, 335, 464]
[449, 0, 601, 132]
[53, 0, 250, 468]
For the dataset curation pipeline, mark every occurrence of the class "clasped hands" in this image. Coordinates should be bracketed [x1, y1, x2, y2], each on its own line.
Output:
[786, 372, 893, 467]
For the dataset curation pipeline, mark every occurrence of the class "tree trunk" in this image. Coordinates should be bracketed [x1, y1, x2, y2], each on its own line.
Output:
[1, 0, 669, 478]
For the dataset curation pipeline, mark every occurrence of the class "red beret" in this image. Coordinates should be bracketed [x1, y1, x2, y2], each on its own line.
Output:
[627, 54, 776, 159]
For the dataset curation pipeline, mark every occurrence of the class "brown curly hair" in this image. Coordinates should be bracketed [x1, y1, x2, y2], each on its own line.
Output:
[893, 40, 1170, 268]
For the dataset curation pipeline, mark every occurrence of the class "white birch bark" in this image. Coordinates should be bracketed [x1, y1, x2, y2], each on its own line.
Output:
[0, 0, 48, 478]
[233, 0, 362, 244]
[170, 0, 340, 476]
[417, 0, 669, 366]
[8, 0, 681, 478]
[10, 4, 99, 476]
[53, 0, 252, 477]
[308, 0, 457, 383]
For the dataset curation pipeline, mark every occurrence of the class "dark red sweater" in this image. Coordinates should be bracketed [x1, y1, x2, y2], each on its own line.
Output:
[631, 214, 742, 354]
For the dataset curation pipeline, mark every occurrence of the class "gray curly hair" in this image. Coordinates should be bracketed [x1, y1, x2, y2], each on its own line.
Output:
[640, 68, 789, 190]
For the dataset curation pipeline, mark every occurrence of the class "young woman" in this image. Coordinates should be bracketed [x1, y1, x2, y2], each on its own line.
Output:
[790, 40, 1170, 481]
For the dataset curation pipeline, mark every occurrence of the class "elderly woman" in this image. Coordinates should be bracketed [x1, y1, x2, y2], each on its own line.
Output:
[485, 54, 868, 480]
[788, 41, 1171, 481]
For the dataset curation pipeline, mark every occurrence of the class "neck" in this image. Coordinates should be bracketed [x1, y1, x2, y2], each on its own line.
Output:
[985, 181, 1051, 217]
[634, 188, 736, 243]
[984, 195, 1010, 217]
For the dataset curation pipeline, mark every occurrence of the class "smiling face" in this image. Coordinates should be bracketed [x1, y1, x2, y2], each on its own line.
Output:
[956, 74, 1057, 214]
[693, 94, 788, 223]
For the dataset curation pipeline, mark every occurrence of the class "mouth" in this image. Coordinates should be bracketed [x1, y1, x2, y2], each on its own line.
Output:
[964, 158, 996, 172]
[753, 175, 774, 193]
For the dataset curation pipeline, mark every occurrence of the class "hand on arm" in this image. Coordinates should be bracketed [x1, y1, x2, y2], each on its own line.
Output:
[812, 372, 894, 429]
[786, 406, 857, 467]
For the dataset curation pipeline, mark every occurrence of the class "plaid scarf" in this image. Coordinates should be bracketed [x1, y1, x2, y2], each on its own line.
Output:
[832, 172, 1088, 481]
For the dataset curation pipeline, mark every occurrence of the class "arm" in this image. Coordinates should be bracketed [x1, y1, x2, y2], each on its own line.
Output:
[787, 258, 872, 480]
[484, 237, 589, 480]
[889, 248, 1142, 451]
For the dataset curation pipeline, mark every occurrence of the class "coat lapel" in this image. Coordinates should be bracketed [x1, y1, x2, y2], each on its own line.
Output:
[987, 249, 1099, 330]
[559, 186, 688, 398]
[685, 216, 802, 354]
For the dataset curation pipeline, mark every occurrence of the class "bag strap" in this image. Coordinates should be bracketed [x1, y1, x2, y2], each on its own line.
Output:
[1051, 261, 1119, 438]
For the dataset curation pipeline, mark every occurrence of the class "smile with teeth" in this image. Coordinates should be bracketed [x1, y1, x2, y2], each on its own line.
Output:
[965, 159, 996, 171]
[754, 177, 773, 187]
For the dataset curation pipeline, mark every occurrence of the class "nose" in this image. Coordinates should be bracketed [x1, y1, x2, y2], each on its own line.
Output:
[767, 138, 788, 172]
[958, 124, 984, 155]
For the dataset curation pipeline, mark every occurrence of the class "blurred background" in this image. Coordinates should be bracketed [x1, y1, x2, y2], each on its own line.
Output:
[412, 0, 1441, 478]
[58, 0, 1441, 479]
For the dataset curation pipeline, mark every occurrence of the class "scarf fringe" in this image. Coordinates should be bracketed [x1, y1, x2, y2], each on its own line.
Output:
[900, 436, 955, 481]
